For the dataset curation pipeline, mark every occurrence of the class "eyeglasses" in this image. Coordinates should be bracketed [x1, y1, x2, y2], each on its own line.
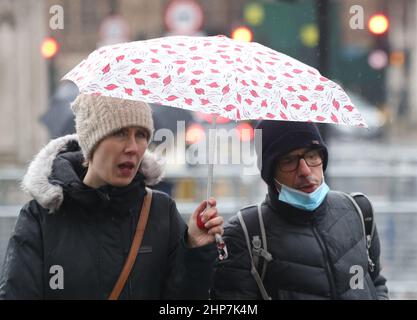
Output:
[276, 149, 323, 172]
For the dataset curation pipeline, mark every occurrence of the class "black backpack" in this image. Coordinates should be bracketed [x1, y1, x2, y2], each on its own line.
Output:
[237, 191, 376, 300]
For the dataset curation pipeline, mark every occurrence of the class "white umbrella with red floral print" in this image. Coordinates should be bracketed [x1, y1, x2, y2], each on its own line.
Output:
[63, 35, 367, 127]
[63, 35, 368, 260]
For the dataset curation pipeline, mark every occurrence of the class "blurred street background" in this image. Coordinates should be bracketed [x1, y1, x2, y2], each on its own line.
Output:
[1, 0, 417, 299]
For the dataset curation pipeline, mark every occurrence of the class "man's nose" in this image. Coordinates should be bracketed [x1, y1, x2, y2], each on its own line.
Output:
[297, 158, 312, 176]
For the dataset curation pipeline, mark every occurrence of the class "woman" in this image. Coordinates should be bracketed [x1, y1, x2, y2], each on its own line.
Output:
[0, 94, 223, 299]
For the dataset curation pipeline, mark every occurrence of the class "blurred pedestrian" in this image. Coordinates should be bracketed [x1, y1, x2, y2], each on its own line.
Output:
[210, 120, 388, 300]
[0, 94, 223, 299]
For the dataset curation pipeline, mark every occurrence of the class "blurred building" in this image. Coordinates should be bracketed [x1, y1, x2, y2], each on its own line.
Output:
[0, 0, 245, 166]
[341, 0, 417, 130]
[3, 0, 417, 167]
[0, 0, 48, 165]
[46, 0, 246, 98]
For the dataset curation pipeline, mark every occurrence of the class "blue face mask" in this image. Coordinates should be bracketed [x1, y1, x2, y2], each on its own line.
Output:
[275, 179, 330, 211]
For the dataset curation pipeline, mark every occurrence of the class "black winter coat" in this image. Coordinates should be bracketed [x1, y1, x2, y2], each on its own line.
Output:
[0, 135, 216, 299]
[210, 186, 389, 300]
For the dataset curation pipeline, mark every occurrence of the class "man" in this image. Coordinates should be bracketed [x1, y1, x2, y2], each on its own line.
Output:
[210, 120, 388, 300]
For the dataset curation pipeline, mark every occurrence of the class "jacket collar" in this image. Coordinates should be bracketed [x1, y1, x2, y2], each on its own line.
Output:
[22, 134, 164, 213]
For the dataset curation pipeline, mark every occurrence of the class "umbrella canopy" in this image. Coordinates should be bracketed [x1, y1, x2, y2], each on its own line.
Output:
[62, 35, 369, 261]
[62, 35, 367, 128]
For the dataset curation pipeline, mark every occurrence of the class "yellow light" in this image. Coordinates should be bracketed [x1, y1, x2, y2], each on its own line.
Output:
[300, 24, 319, 48]
[231, 26, 253, 42]
[368, 14, 389, 35]
[41, 37, 59, 59]
[244, 3, 265, 26]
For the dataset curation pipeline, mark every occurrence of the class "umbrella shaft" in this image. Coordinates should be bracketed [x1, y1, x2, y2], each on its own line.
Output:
[206, 115, 217, 204]
[205, 115, 228, 260]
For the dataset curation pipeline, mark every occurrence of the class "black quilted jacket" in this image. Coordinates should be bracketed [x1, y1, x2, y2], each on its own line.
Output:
[0, 137, 216, 299]
[211, 186, 389, 300]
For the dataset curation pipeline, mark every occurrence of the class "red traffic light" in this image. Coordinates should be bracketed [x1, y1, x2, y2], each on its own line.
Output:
[231, 26, 253, 42]
[185, 123, 205, 144]
[41, 37, 59, 59]
[236, 122, 254, 142]
[368, 14, 389, 35]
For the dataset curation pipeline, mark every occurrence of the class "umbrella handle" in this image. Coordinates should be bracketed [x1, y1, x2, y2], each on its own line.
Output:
[205, 115, 228, 260]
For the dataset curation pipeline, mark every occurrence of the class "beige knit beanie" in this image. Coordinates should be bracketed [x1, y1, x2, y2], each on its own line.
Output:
[71, 94, 154, 160]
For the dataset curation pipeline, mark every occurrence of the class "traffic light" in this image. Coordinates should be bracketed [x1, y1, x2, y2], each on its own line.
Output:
[368, 14, 389, 35]
[231, 25, 253, 42]
[367, 13, 390, 70]
[41, 37, 59, 95]
[365, 13, 390, 105]
[41, 37, 59, 59]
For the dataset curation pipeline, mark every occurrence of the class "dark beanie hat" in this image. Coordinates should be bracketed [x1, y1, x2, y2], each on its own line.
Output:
[255, 120, 328, 186]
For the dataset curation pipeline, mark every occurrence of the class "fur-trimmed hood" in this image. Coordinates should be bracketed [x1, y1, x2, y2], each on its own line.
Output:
[21, 134, 164, 213]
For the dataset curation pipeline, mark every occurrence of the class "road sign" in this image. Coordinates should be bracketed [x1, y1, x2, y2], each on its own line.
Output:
[98, 15, 130, 47]
[164, 0, 204, 35]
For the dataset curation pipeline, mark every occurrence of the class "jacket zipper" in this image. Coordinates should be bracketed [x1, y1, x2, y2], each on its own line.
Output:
[311, 222, 338, 299]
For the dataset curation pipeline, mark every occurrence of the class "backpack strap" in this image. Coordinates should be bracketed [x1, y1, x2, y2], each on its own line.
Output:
[350, 192, 376, 247]
[341, 192, 376, 273]
[237, 204, 273, 300]
[257, 204, 271, 279]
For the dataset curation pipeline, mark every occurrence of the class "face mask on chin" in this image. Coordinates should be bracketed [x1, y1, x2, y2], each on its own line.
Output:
[274, 178, 330, 211]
